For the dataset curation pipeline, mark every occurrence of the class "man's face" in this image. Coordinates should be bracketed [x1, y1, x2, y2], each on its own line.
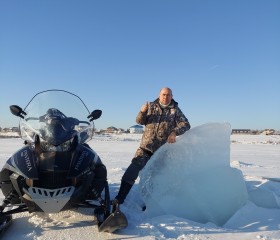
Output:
[159, 89, 172, 105]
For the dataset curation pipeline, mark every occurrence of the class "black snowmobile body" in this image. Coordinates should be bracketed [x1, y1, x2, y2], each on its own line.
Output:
[0, 90, 127, 236]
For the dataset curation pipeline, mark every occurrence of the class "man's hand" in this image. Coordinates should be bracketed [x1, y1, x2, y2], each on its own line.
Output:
[140, 101, 149, 113]
[167, 131, 176, 143]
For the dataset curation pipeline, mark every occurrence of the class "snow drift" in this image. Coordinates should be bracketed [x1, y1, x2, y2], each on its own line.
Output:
[139, 122, 248, 226]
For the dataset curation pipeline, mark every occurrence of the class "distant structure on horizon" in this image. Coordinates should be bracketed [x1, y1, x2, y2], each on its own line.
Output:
[0, 126, 279, 136]
[232, 129, 252, 134]
[231, 129, 278, 135]
[129, 125, 144, 134]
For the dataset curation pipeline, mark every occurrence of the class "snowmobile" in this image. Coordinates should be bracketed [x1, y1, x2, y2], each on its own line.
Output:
[0, 89, 128, 235]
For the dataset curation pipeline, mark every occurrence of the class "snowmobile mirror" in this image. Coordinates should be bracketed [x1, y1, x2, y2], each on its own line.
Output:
[87, 110, 102, 122]
[10, 105, 27, 119]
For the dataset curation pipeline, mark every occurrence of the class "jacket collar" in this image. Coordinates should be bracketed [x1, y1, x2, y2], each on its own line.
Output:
[153, 98, 178, 108]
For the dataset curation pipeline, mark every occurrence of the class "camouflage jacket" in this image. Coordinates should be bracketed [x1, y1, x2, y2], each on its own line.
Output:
[136, 98, 190, 153]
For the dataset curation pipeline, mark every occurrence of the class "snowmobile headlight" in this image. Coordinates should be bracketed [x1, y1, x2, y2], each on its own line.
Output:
[40, 138, 74, 152]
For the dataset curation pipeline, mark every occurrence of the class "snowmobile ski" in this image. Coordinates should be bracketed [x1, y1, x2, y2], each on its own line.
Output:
[98, 206, 128, 233]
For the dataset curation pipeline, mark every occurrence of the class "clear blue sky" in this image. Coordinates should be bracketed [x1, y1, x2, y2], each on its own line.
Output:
[1, 0, 279, 131]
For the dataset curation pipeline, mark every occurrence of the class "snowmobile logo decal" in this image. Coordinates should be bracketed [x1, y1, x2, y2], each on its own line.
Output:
[21, 149, 32, 171]
[75, 150, 88, 171]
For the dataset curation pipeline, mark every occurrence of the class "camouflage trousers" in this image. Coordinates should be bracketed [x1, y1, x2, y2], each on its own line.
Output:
[121, 147, 153, 184]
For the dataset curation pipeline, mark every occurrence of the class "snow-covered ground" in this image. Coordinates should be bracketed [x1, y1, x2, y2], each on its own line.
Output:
[0, 131, 279, 240]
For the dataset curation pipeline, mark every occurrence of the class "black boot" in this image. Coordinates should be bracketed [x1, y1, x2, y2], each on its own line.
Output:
[114, 181, 133, 204]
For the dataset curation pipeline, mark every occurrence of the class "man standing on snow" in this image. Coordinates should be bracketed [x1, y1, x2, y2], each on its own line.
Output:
[113, 87, 191, 207]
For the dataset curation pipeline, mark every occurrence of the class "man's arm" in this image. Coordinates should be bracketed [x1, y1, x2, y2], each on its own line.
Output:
[173, 107, 191, 136]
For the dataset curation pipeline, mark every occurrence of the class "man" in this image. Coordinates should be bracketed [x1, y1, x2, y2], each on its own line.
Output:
[113, 87, 191, 206]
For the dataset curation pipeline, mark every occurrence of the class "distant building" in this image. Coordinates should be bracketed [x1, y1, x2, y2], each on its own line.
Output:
[2, 127, 19, 133]
[106, 126, 119, 134]
[231, 129, 251, 134]
[99, 127, 127, 134]
[129, 125, 144, 134]
[261, 129, 275, 135]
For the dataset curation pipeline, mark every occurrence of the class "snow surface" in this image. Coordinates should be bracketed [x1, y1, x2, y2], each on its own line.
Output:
[0, 125, 280, 240]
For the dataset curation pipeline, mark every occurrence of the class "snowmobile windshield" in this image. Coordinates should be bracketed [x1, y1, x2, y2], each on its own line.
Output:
[19, 90, 94, 146]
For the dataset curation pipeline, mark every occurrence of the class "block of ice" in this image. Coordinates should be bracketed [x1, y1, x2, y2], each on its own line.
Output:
[139, 122, 248, 226]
